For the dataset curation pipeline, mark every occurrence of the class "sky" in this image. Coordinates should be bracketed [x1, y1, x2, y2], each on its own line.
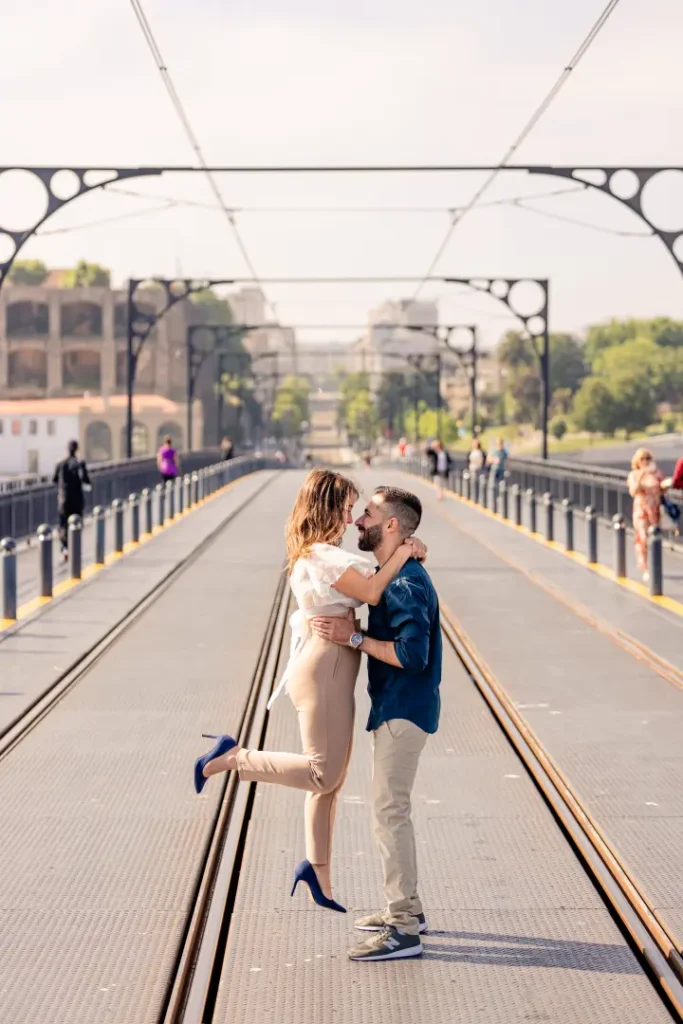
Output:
[1, 0, 683, 351]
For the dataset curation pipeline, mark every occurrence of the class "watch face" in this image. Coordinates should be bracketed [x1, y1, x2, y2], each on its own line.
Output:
[350, 632, 363, 649]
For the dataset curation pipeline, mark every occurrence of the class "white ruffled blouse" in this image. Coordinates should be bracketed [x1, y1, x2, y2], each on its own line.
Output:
[267, 543, 375, 708]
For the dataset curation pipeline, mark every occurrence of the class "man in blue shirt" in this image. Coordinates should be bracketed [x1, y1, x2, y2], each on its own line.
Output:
[312, 486, 441, 961]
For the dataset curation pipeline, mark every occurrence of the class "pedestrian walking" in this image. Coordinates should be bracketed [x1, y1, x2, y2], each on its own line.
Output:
[468, 437, 486, 478]
[487, 437, 508, 483]
[53, 440, 91, 561]
[627, 447, 664, 581]
[157, 435, 180, 484]
[427, 440, 451, 500]
[220, 437, 234, 461]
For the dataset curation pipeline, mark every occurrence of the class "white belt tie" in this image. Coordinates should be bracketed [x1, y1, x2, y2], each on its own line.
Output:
[267, 609, 310, 710]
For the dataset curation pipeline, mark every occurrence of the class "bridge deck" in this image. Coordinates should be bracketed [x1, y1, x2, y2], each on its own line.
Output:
[1, 466, 681, 1023]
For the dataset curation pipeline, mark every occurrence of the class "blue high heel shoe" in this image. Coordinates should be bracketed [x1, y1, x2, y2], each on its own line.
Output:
[194, 733, 238, 794]
[290, 859, 346, 913]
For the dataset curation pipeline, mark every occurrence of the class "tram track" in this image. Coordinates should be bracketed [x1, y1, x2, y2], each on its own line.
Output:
[0, 470, 280, 765]
[161, 570, 291, 1024]
[439, 601, 683, 1020]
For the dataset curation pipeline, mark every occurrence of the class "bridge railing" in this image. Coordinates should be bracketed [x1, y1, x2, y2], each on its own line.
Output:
[396, 454, 681, 597]
[438, 451, 682, 534]
[0, 449, 228, 543]
[0, 455, 276, 624]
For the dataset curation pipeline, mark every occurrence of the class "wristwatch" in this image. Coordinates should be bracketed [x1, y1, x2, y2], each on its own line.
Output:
[348, 632, 364, 650]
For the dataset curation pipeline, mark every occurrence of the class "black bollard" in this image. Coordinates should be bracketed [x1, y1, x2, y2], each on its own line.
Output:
[613, 514, 626, 578]
[463, 471, 471, 501]
[156, 483, 165, 527]
[167, 480, 175, 521]
[512, 484, 522, 526]
[586, 506, 598, 564]
[183, 474, 192, 510]
[527, 489, 537, 534]
[1, 537, 17, 620]
[490, 477, 498, 514]
[142, 488, 153, 536]
[68, 514, 83, 580]
[563, 499, 574, 552]
[129, 493, 140, 544]
[198, 469, 205, 502]
[499, 481, 509, 520]
[112, 499, 124, 553]
[94, 506, 106, 565]
[37, 524, 53, 598]
[543, 492, 554, 542]
[177, 477, 185, 516]
[648, 526, 663, 596]
[478, 473, 487, 508]
[191, 473, 199, 506]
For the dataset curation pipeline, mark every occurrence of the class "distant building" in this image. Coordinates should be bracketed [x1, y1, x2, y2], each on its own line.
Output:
[0, 394, 202, 476]
[0, 281, 297, 451]
[441, 355, 504, 419]
[0, 279, 194, 402]
[351, 299, 441, 387]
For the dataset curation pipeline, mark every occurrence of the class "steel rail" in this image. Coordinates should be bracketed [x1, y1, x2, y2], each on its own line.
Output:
[440, 602, 683, 1017]
[0, 471, 279, 761]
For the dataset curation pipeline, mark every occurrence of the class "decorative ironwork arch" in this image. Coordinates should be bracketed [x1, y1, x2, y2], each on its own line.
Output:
[444, 278, 550, 457]
[0, 167, 163, 286]
[125, 277, 234, 457]
[1, 164, 682, 288]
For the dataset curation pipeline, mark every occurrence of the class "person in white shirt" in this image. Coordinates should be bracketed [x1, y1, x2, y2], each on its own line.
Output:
[194, 469, 426, 913]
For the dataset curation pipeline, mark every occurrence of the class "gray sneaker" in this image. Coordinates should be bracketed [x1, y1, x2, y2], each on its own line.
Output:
[355, 910, 428, 934]
[348, 926, 423, 961]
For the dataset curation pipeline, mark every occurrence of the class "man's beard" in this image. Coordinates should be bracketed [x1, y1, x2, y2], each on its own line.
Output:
[358, 524, 383, 552]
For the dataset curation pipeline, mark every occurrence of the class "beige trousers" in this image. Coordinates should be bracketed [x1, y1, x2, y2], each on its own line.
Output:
[237, 635, 360, 865]
[372, 718, 429, 936]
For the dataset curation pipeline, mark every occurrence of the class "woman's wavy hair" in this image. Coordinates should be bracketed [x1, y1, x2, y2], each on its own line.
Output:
[285, 469, 358, 572]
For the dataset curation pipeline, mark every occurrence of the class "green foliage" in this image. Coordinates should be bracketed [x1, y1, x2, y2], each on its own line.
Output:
[550, 417, 568, 440]
[584, 316, 683, 364]
[62, 260, 111, 287]
[346, 390, 380, 446]
[571, 379, 620, 435]
[271, 375, 311, 437]
[190, 289, 234, 326]
[549, 333, 588, 393]
[8, 259, 49, 285]
[403, 404, 462, 445]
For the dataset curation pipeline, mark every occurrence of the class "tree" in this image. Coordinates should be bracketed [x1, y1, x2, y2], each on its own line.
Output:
[549, 333, 587, 393]
[610, 373, 656, 437]
[346, 390, 379, 447]
[509, 371, 541, 425]
[8, 259, 49, 285]
[571, 379, 620, 435]
[551, 387, 573, 416]
[271, 376, 311, 438]
[63, 260, 111, 287]
[497, 330, 535, 372]
[550, 417, 567, 440]
[190, 289, 234, 326]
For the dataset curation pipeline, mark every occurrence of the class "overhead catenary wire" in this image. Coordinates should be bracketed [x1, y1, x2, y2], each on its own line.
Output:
[127, 0, 278, 319]
[44, 182, 648, 240]
[412, 0, 624, 296]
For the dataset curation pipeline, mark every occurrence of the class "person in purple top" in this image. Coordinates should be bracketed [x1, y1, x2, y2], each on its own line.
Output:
[157, 435, 180, 483]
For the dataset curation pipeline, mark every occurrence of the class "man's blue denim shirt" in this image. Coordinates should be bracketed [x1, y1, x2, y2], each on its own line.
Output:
[366, 558, 441, 734]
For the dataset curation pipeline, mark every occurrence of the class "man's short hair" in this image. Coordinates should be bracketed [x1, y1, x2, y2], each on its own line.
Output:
[374, 486, 422, 537]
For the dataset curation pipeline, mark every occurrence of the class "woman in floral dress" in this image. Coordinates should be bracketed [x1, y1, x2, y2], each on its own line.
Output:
[627, 447, 664, 581]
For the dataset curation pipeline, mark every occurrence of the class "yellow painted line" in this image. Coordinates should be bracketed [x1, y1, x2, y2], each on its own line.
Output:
[415, 474, 683, 620]
[0, 470, 261, 635]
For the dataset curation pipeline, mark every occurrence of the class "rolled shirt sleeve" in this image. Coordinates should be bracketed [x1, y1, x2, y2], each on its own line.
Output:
[383, 576, 431, 673]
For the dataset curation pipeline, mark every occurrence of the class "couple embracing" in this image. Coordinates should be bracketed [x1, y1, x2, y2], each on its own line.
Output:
[195, 469, 442, 962]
